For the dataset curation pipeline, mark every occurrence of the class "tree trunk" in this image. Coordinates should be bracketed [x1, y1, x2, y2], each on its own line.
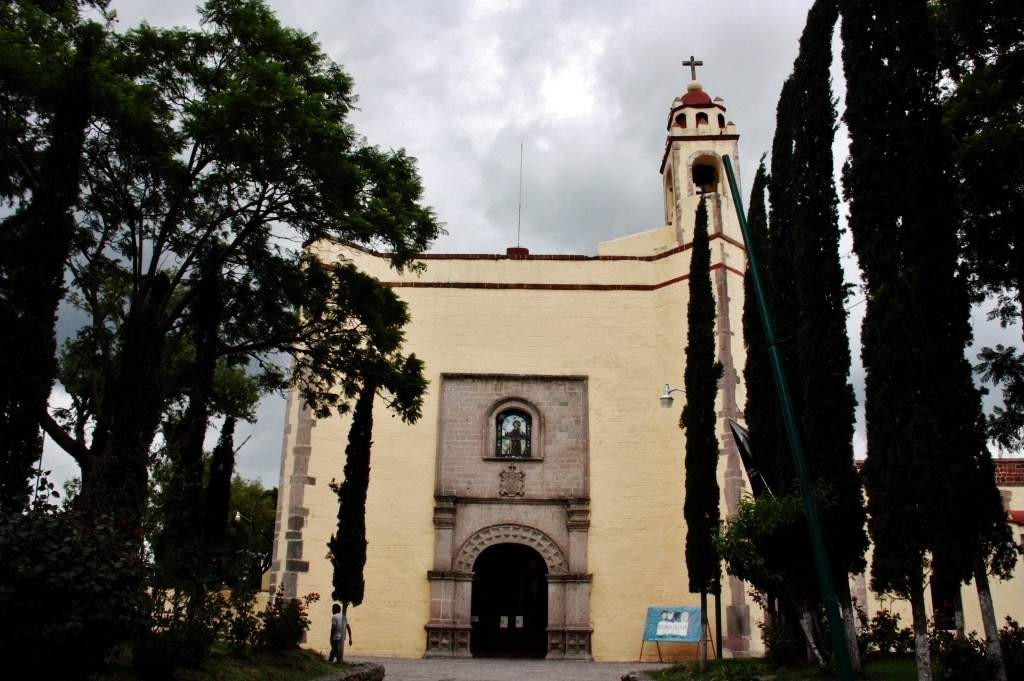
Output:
[714, 587, 722, 661]
[799, 608, 825, 666]
[699, 590, 708, 672]
[910, 580, 933, 681]
[975, 561, 1008, 681]
[81, 273, 171, 530]
[837, 578, 862, 672]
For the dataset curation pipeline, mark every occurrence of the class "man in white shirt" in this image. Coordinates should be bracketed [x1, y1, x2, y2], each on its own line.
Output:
[328, 603, 353, 663]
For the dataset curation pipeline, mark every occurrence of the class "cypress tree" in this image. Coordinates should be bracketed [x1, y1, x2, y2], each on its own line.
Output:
[839, 2, 1004, 679]
[786, 0, 866, 669]
[681, 197, 723, 671]
[328, 378, 378, 661]
[741, 157, 776, 498]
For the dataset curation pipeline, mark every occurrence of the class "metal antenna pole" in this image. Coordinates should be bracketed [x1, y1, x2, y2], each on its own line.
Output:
[721, 153, 854, 681]
[517, 142, 524, 247]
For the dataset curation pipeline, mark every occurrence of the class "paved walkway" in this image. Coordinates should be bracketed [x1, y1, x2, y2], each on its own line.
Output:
[349, 656, 670, 681]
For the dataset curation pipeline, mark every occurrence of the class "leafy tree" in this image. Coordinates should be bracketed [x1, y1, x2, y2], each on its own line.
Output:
[934, 0, 1024, 455]
[0, 0, 110, 512]
[34, 0, 440, 537]
[681, 197, 723, 671]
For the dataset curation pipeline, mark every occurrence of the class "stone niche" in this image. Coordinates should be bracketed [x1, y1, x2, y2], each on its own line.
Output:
[424, 374, 592, 660]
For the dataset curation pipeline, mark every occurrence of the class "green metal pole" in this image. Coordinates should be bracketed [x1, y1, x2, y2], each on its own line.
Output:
[721, 154, 854, 681]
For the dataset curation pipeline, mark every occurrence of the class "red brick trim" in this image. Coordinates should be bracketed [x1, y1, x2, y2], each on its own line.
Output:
[995, 459, 1024, 486]
[381, 262, 745, 291]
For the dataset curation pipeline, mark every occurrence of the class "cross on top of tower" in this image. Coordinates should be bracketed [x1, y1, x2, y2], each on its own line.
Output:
[682, 55, 703, 81]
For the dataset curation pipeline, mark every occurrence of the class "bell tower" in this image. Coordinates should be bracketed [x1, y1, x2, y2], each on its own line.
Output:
[659, 57, 754, 655]
[660, 58, 743, 247]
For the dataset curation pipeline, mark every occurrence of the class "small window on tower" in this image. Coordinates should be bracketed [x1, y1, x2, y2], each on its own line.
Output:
[718, 114, 726, 128]
[496, 410, 532, 458]
[696, 112, 709, 126]
[675, 113, 687, 128]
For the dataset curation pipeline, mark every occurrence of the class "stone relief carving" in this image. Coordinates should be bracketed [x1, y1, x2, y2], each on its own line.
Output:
[454, 523, 566, 574]
[498, 464, 525, 498]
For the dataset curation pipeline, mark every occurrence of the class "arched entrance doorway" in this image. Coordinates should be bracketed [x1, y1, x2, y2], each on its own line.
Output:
[470, 543, 548, 658]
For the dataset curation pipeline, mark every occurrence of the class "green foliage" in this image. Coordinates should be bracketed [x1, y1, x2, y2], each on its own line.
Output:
[976, 344, 1024, 453]
[329, 381, 376, 608]
[741, 157, 779, 499]
[680, 197, 723, 596]
[0, 0, 109, 512]
[1000, 617, 1024, 681]
[860, 610, 914, 657]
[929, 629, 993, 681]
[760, 614, 809, 668]
[0, 509, 149, 679]
[259, 590, 319, 652]
[134, 592, 222, 679]
[839, 3, 1006, 631]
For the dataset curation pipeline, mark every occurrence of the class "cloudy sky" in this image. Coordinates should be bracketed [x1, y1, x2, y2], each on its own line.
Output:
[39, 0, 1020, 491]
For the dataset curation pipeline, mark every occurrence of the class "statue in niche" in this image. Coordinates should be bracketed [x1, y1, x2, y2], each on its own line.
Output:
[496, 410, 531, 458]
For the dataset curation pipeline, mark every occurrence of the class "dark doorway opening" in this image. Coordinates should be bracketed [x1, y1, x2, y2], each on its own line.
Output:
[470, 543, 548, 658]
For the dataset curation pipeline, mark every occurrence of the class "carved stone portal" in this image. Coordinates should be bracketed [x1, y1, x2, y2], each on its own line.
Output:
[425, 374, 592, 660]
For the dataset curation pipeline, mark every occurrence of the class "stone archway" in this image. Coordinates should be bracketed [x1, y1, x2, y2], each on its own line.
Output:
[454, 524, 567, 574]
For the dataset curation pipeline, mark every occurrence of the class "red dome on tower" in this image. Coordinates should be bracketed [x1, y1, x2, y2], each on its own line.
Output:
[680, 87, 712, 106]
[679, 80, 713, 106]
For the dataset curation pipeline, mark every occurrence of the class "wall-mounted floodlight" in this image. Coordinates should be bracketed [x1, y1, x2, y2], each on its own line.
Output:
[659, 384, 684, 408]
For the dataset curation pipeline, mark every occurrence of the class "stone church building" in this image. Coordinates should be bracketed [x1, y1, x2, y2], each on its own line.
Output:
[270, 75, 1024, 662]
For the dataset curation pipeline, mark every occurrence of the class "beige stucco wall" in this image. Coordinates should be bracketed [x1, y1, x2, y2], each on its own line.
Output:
[855, 486, 1024, 639]
[270, 228, 754, 661]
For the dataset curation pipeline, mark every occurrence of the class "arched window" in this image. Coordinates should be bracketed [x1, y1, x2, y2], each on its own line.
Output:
[717, 113, 726, 128]
[696, 112, 709, 127]
[674, 113, 687, 129]
[691, 156, 719, 193]
[496, 409, 532, 458]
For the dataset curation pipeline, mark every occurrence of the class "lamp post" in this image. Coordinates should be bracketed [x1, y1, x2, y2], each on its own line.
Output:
[659, 384, 683, 409]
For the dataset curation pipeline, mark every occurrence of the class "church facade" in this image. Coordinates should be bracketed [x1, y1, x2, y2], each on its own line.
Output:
[269, 75, 1024, 662]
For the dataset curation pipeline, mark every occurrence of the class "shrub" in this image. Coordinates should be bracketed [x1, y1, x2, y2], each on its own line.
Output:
[133, 589, 223, 679]
[225, 589, 261, 652]
[1001, 617, 1024, 681]
[930, 628, 993, 681]
[259, 589, 319, 652]
[863, 610, 914, 656]
[0, 509, 148, 679]
[759, 613, 807, 667]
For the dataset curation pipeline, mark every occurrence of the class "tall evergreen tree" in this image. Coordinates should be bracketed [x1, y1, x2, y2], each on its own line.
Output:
[786, 0, 866, 669]
[736, 2, 866, 666]
[741, 157, 775, 498]
[681, 197, 723, 671]
[328, 379, 377, 659]
[839, 2, 1011, 679]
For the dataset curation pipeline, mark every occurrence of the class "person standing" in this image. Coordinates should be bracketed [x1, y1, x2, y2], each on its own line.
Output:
[328, 603, 353, 663]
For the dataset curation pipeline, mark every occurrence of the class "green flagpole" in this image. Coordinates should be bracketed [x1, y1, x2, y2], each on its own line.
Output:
[721, 153, 853, 681]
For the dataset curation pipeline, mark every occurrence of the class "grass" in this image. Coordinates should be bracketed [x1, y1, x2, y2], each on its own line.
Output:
[646, 656, 917, 681]
[94, 648, 353, 681]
